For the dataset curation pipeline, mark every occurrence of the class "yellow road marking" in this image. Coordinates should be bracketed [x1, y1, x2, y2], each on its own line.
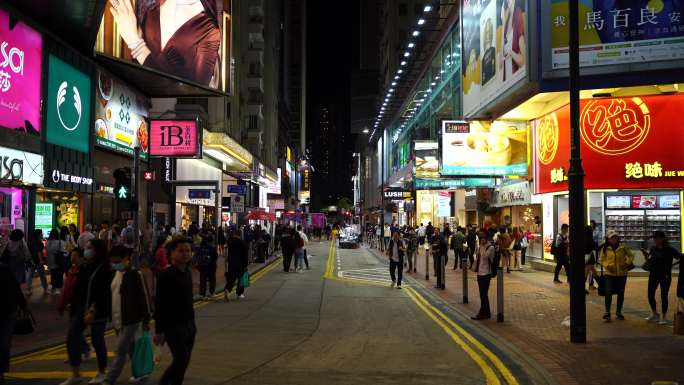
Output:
[406, 287, 519, 385]
[404, 287, 501, 385]
[6, 371, 98, 380]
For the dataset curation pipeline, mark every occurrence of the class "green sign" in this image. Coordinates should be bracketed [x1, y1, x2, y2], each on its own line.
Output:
[34, 203, 53, 231]
[414, 178, 496, 189]
[46, 55, 91, 153]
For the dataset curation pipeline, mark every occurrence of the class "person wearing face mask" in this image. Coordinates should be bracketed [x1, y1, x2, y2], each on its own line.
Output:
[154, 236, 196, 385]
[103, 246, 152, 385]
[60, 240, 111, 385]
[58, 248, 91, 361]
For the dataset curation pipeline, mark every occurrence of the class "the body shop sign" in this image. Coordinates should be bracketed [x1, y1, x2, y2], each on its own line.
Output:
[0, 9, 42, 135]
[149, 120, 201, 158]
[534, 94, 684, 193]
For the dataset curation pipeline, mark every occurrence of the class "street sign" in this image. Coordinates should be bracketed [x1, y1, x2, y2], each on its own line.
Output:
[188, 189, 212, 200]
[227, 185, 247, 195]
[231, 195, 245, 213]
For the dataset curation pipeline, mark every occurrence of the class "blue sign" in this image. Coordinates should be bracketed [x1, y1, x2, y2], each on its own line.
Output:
[189, 189, 212, 199]
[227, 185, 247, 195]
[414, 178, 496, 189]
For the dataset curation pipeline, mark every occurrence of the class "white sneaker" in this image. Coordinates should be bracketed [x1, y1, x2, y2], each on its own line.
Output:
[129, 375, 149, 384]
[238, 294, 245, 299]
[88, 372, 106, 384]
[658, 316, 668, 325]
[54, 289, 62, 295]
[646, 313, 660, 322]
[390, 282, 395, 288]
[59, 377, 84, 385]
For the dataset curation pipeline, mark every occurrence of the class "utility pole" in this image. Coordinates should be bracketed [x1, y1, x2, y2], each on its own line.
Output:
[568, 0, 587, 343]
[132, 146, 140, 268]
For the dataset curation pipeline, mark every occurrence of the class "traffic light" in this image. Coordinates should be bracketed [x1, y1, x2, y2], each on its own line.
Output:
[143, 171, 155, 181]
[113, 167, 132, 201]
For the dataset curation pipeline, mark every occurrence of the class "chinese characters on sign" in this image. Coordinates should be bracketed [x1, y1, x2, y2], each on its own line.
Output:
[625, 161, 684, 179]
[149, 120, 200, 158]
[550, 167, 568, 184]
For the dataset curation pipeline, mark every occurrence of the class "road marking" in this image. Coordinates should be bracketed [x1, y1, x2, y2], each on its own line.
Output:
[6, 371, 98, 380]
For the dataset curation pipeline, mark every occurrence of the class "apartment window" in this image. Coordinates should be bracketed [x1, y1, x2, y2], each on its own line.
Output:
[398, 3, 407, 16]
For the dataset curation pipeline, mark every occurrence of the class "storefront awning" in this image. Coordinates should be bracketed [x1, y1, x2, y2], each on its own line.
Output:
[203, 132, 253, 172]
[96, 54, 227, 98]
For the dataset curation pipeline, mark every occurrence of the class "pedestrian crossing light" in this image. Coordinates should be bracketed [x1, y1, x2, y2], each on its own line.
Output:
[117, 185, 130, 199]
[113, 167, 132, 202]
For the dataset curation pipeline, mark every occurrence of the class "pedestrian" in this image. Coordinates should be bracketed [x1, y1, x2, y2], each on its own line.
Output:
[281, 226, 295, 272]
[432, 233, 448, 289]
[497, 227, 512, 273]
[121, 220, 137, 251]
[383, 224, 391, 250]
[58, 248, 92, 362]
[642, 231, 681, 325]
[599, 230, 635, 322]
[426, 222, 435, 243]
[552, 224, 570, 283]
[584, 225, 598, 292]
[520, 228, 530, 266]
[103, 246, 153, 385]
[217, 224, 227, 257]
[97, 221, 110, 243]
[466, 226, 478, 268]
[0, 258, 27, 385]
[46, 229, 67, 295]
[60, 239, 111, 385]
[451, 227, 467, 270]
[66, 224, 79, 255]
[294, 230, 305, 272]
[297, 226, 310, 270]
[77, 224, 96, 250]
[27, 229, 49, 296]
[193, 236, 218, 298]
[110, 225, 122, 250]
[224, 230, 248, 301]
[511, 227, 523, 271]
[154, 236, 196, 385]
[405, 227, 417, 273]
[472, 230, 495, 320]
[0, 229, 31, 287]
[386, 231, 405, 289]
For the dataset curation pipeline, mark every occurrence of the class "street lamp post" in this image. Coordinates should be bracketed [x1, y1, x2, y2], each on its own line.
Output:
[568, 0, 587, 344]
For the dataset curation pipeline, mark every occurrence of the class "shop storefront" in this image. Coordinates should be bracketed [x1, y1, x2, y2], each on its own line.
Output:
[175, 158, 222, 231]
[492, 181, 543, 259]
[40, 157, 95, 231]
[415, 189, 465, 229]
[533, 94, 684, 265]
[384, 188, 413, 226]
[0, 147, 44, 234]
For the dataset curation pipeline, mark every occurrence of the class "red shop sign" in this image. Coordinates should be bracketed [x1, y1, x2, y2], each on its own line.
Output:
[533, 94, 684, 194]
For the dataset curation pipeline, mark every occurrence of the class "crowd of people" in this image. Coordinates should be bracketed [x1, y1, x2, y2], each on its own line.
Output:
[367, 221, 683, 325]
[0, 220, 277, 385]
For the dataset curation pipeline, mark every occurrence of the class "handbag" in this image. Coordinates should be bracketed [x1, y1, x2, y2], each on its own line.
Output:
[641, 256, 653, 272]
[132, 330, 155, 378]
[674, 298, 684, 336]
[13, 308, 36, 335]
[596, 264, 606, 297]
[240, 271, 250, 288]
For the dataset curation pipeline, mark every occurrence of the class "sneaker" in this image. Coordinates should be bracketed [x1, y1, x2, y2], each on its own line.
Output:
[54, 289, 62, 295]
[646, 313, 660, 322]
[603, 313, 611, 322]
[224, 291, 230, 302]
[390, 282, 395, 288]
[88, 372, 106, 384]
[658, 316, 668, 325]
[129, 375, 149, 384]
[238, 294, 245, 299]
[616, 313, 625, 321]
[59, 377, 85, 385]
[553, 279, 562, 284]
[396, 285, 402, 289]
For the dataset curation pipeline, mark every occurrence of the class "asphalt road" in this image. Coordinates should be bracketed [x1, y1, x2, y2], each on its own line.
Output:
[8, 241, 552, 385]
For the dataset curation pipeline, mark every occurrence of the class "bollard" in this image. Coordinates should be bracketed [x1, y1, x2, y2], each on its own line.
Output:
[497, 267, 504, 322]
[462, 263, 469, 304]
[425, 248, 430, 280]
[440, 253, 446, 289]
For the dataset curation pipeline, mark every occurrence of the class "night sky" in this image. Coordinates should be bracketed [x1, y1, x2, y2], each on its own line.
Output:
[306, 0, 356, 210]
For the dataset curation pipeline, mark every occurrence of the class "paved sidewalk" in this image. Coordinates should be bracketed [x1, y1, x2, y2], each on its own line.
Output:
[367, 244, 684, 385]
[12, 253, 281, 357]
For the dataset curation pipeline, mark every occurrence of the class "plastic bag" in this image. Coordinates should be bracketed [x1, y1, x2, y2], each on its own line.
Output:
[132, 330, 155, 378]
[240, 271, 250, 288]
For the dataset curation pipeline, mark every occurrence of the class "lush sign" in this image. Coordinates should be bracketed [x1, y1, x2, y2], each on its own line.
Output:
[94, 71, 149, 157]
[46, 55, 91, 153]
[0, 9, 42, 135]
[149, 120, 200, 158]
[534, 94, 684, 193]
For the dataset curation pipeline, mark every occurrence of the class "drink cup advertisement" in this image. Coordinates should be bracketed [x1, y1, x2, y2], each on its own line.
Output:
[94, 70, 150, 157]
[0, 9, 42, 135]
[441, 119, 528, 176]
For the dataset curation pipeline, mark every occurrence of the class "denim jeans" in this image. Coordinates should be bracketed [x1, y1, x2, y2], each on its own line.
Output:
[0, 316, 15, 373]
[294, 249, 305, 270]
[389, 258, 403, 286]
[67, 311, 107, 370]
[105, 323, 142, 384]
[25, 265, 49, 292]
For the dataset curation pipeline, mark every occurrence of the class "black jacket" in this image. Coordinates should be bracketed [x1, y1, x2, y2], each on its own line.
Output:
[386, 239, 405, 259]
[118, 269, 152, 326]
[72, 262, 112, 321]
[227, 237, 248, 273]
[647, 245, 681, 277]
[155, 265, 194, 334]
[0, 263, 25, 319]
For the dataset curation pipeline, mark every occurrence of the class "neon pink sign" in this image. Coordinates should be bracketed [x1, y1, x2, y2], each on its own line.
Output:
[0, 9, 42, 135]
[149, 120, 200, 158]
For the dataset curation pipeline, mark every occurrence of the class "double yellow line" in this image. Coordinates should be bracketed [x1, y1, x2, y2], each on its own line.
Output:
[324, 241, 518, 385]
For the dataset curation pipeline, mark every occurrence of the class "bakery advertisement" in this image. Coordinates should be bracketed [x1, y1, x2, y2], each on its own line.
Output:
[414, 141, 440, 179]
[441, 119, 528, 176]
[94, 70, 150, 157]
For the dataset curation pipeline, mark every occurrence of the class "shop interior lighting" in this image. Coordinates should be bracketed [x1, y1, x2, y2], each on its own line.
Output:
[412, 30, 420, 37]
[418, 18, 425, 25]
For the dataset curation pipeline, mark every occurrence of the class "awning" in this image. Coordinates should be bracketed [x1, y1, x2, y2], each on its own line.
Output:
[203, 132, 253, 172]
[96, 54, 227, 98]
[386, 161, 414, 188]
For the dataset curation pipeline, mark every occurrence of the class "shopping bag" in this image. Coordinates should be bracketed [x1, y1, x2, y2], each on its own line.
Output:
[13, 308, 35, 335]
[240, 271, 250, 288]
[596, 265, 606, 297]
[674, 298, 684, 336]
[132, 330, 155, 378]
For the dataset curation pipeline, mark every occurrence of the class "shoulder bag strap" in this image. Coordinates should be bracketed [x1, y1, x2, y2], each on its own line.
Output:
[85, 264, 103, 310]
[137, 270, 153, 317]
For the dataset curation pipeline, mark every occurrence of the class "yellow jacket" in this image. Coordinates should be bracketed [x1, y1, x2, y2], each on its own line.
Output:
[599, 243, 634, 276]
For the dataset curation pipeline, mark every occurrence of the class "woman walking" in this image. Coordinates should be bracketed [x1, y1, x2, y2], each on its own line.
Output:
[643, 231, 681, 325]
[27, 229, 49, 296]
[584, 226, 598, 292]
[46, 230, 67, 295]
[599, 230, 634, 322]
[0, 258, 26, 385]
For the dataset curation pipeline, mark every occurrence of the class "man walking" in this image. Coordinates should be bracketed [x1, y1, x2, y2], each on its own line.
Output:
[386, 232, 405, 289]
[553, 224, 570, 283]
[77, 225, 95, 250]
[281, 226, 295, 272]
[472, 230, 495, 320]
[224, 230, 248, 300]
[154, 236, 196, 385]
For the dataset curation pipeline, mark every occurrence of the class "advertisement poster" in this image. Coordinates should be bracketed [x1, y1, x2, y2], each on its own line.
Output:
[97, 0, 229, 90]
[34, 202, 53, 231]
[46, 55, 91, 153]
[442, 120, 528, 176]
[534, 94, 684, 193]
[659, 195, 680, 209]
[631, 195, 657, 209]
[414, 178, 496, 189]
[462, 0, 528, 117]
[0, 9, 42, 135]
[95, 71, 150, 157]
[606, 196, 631, 209]
[266, 168, 282, 195]
[437, 192, 452, 217]
[414, 141, 439, 178]
[149, 120, 199, 158]
[550, 0, 684, 69]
